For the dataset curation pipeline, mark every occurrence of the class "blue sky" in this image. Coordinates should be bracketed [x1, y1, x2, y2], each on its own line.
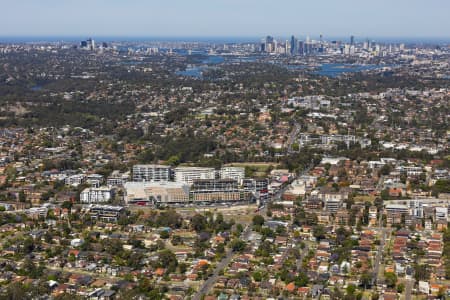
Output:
[1, 0, 449, 39]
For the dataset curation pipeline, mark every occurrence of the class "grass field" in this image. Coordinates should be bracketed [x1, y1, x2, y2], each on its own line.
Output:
[353, 195, 376, 203]
[225, 162, 281, 177]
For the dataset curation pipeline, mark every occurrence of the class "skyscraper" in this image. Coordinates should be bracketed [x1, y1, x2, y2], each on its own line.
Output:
[350, 35, 355, 45]
[265, 35, 274, 53]
[298, 41, 304, 55]
[290, 35, 298, 55]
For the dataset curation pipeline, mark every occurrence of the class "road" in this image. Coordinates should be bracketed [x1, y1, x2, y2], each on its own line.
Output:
[192, 225, 253, 300]
[192, 162, 314, 299]
[296, 242, 310, 271]
[404, 278, 414, 300]
[372, 212, 387, 286]
[286, 123, 301, 153]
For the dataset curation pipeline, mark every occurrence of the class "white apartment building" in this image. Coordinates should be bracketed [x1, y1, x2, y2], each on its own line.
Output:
[107, 171, 130, 187]
[86, 174, 104, 188]
[65, 174, 86, 187]
[174, 167, 215, 185]
[435, 206, 448, 221]
[220, 167, 245, 184]
[80, 187, 114, 204]
[132, 164, 171, 182]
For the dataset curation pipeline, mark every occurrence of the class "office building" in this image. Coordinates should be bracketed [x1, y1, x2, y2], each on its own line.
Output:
[290, 35, 298, 55]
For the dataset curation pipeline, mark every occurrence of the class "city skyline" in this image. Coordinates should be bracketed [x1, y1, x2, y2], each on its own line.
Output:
[1, 0, 450, 39]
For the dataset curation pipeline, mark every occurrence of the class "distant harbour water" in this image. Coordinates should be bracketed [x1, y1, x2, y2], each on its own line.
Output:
[315, 63, 380, 77]
[176, 55, 224, 78]
[176, 55, 385, 79]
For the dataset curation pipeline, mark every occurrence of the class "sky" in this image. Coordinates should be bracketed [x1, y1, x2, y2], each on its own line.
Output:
[1, 0, 449, 40]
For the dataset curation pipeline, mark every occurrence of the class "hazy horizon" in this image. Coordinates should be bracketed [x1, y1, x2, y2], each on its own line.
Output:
[1, 0, 450, 40]
[1, 35, 449, 45]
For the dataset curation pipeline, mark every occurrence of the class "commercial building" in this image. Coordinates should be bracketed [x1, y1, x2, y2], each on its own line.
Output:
[243, 178, 269, 202]
[385, 204, 409, 215]
[132, 164, 171, 182]
[124, 182, 189, 205]
[190, 179, 250, 203]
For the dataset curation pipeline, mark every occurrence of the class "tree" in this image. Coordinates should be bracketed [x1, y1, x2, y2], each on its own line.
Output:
[313, 225, 326, 240]
[216, 243, 225, 254]
[235, 223, 244, 235]
[159, 230, 170, 239]
[166, 155, 180, 166]
[230, 239, 246, 252]
[252, 271, 263, 282]
[171, 235, 182, 246]
[360, 271, 372, 289]
[156, 210, 183, 228]
[346, 284, 356, 295]
[379, 164, 392, 176]
[294, 272, 309, 287]
[191, 214, 207, 232]
[178, 262, 188, 274]
[380, 189, 390, 200]
[18, 191, 26, 203]
[158, 250, 178, 273]
[61, 201, 72, 210]
[397, 283, 405, 293]
[384, 272, 397, 288]
[252, 215, 265, 227]
[432, 179, 450, 197]
[3, 282, 27, 300]
[20, 258, 43, 278]
[414, 264, 430, 281]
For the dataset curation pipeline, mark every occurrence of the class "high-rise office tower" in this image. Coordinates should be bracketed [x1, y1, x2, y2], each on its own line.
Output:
[298, 41, 304, 55]
[260, 38, 266, 52]
[85, 38, 95, 50]
[350, 35, 355, 45]
[290, 35, 298, 55]
[265, 35, 274, 53]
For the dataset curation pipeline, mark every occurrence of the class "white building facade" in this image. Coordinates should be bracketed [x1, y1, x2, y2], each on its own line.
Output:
[132, 164, 171, 182]
[80, 187, 114, 204]
[174, 167, 216, 185]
